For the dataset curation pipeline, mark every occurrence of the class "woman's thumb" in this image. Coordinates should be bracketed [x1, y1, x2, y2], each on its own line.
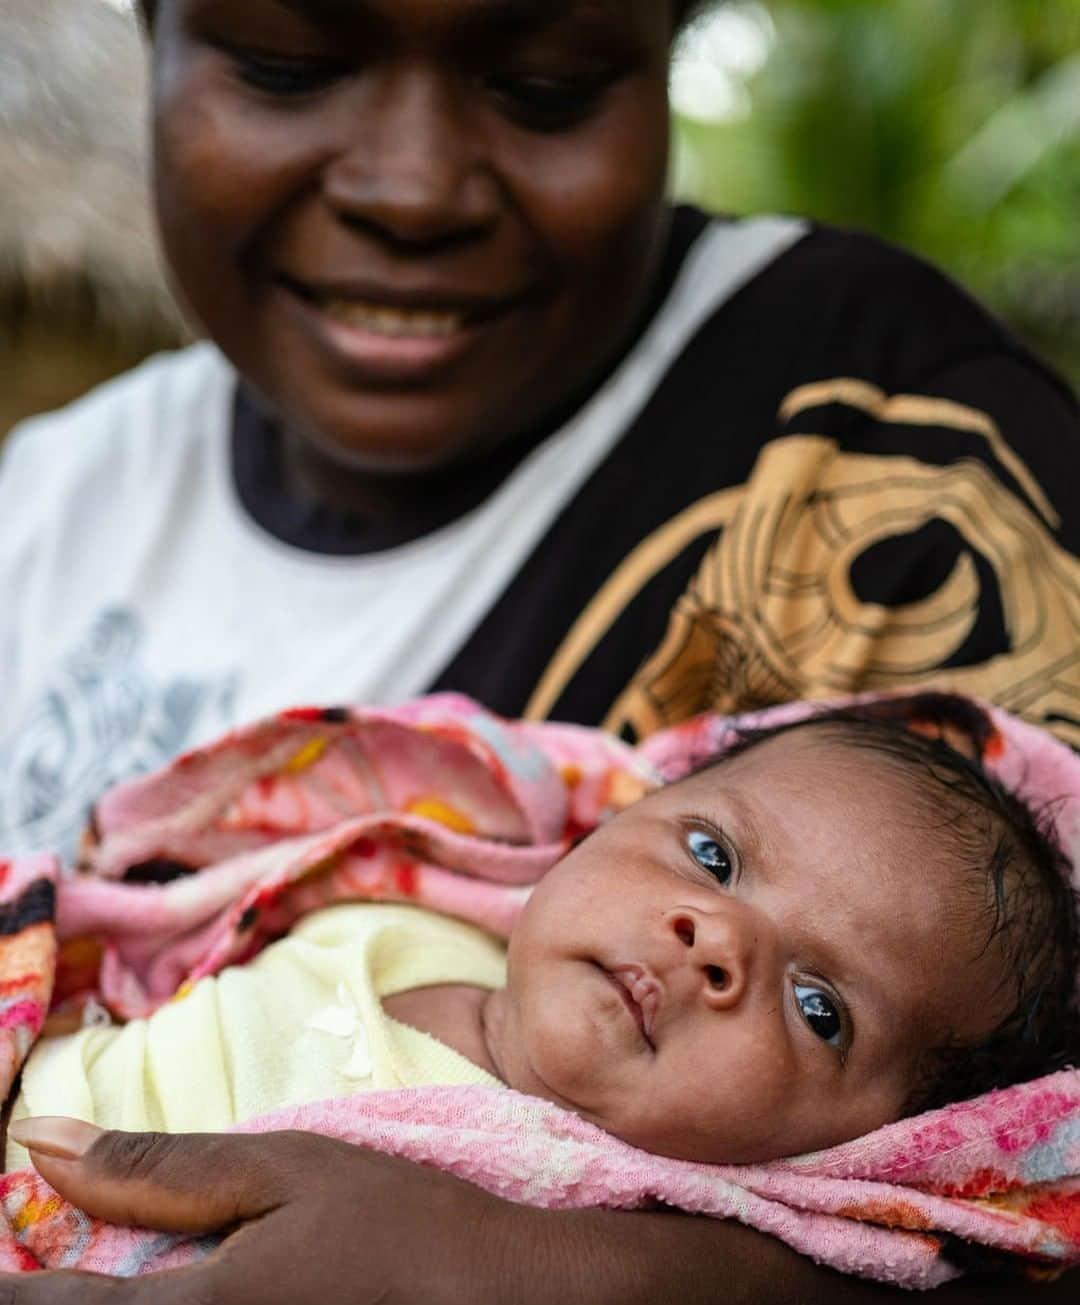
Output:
[9, 1117, 286, 1234]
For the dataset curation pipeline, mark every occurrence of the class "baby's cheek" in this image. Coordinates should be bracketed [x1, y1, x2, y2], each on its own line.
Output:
[846, 1069, 916, 1138]
[652, 1033, 797, 1160]
[529, 997, 600, 1085]
[518, 992, 631, 1116]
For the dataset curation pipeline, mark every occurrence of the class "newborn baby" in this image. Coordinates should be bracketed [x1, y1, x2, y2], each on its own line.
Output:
[8, 706, 1078, 1169]
[430, 709, 1077, 1162]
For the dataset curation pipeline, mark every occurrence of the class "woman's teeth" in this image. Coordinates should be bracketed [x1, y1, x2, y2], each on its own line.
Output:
[321, 300, 465, 338]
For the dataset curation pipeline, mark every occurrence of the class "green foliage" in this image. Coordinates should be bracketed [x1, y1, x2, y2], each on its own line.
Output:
[674, 0, 1080, 386]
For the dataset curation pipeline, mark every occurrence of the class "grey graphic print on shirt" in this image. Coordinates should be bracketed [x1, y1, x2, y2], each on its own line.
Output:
[0, 608, 238, 861]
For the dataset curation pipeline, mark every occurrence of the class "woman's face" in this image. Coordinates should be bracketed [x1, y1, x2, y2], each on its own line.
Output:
[146, 0, 674, 471]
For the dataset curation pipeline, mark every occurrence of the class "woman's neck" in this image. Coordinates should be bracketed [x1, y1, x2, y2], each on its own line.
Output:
[278, 420, 544, 525]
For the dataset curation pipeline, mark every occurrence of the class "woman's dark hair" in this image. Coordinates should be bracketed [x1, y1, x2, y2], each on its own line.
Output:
[699, 692, 1080, 1116]
[673, 1, 717, 32]
[140, 1, 715, 33]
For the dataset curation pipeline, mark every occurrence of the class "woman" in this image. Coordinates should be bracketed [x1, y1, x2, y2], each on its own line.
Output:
[0, 0, 1076, 1300]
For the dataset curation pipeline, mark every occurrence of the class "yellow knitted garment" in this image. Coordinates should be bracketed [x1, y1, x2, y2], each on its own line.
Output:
[7, 903, 505, 1170]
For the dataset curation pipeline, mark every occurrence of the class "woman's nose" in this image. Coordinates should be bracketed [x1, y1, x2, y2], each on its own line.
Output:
[322, 66, 500, 246]
[665, 905, 759, 1009]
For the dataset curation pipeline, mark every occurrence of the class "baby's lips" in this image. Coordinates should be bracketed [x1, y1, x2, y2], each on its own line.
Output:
[630, 975, 662, 1044]
[611, 964, 662, 1045]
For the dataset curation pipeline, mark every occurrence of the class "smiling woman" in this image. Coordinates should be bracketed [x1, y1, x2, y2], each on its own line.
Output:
[0, 0, 1078, 1301]
[147, 0, 673, 477]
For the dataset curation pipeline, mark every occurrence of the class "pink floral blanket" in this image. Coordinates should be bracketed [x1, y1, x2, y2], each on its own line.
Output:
[0, 693, 1076, 1289]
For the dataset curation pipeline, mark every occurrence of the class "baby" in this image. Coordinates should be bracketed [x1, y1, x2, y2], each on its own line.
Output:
[7, 702, 1079, 1170]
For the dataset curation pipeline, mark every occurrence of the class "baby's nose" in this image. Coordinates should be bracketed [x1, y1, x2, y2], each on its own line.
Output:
[666, 906, 756, 1008]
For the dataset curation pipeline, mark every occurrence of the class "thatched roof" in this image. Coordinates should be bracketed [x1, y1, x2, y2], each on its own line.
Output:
[0, 0, 183, 340]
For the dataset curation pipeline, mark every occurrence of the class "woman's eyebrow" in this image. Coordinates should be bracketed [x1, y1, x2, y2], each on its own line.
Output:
[260, 0, 370, 21]
[444, 0, 600, 45]
[465, 0, 583, 25]
[261, 0, 579, 32]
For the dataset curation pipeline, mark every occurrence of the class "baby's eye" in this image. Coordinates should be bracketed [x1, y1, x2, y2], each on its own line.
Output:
[794, 983, 843, 1048]
[686, 829, 733, 885]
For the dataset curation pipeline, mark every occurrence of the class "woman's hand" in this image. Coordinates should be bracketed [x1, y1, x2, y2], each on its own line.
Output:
[0, 1120, 846, 1305]
[0, 1121, 512, 1305]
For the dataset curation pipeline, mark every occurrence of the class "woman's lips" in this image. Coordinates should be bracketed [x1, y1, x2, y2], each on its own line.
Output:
[605, 964, 659, 1050]
[275, 277, 517, 383]
[320, 300, 466, 338]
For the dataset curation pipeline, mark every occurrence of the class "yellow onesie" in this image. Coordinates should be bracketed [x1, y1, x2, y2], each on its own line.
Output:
[6, 903, 506, 1170]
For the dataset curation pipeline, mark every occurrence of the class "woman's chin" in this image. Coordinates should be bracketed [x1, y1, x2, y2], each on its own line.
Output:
[280, 392, 508, 479]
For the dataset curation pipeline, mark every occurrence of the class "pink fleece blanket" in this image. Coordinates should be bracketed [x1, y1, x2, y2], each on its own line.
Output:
[0, 693, 1076, 1288]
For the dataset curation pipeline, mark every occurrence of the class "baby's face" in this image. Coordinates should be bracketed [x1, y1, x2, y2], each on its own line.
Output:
[487, 728, 1006, 1163]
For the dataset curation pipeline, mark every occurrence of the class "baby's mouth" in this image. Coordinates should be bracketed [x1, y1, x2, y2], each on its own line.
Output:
[605, 964, 659, 1050]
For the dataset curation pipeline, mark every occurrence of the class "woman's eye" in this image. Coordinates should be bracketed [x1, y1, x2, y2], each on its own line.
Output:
[233, 54, 345, 97]
[794, 983, 843, 1048]
[486, 76, 607, 129]
[686, 829, 733, 885]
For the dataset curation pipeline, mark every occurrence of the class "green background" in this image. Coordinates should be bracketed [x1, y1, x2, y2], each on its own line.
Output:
[673, 0, 1080, 386]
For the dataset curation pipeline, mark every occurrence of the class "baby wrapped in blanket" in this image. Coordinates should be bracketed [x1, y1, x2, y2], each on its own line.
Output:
[1, 691, 1078, 1286]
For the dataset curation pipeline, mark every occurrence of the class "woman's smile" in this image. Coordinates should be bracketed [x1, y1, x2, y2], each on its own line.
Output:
[275, 275, 522, 385]
[150, 0, 672, 472]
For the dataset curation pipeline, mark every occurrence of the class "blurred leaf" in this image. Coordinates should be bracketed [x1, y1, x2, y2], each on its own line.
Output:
[674, 0, 1080, 386]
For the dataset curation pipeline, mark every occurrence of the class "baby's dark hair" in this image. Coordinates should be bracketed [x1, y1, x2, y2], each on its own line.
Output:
[701, 693, 1080, 1116]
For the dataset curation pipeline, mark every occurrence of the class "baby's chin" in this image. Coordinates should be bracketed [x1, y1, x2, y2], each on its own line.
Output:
[591, 1109, 903, 1166]
[598, 1128, 808, 1166]
[495, 1070, 886, 1163]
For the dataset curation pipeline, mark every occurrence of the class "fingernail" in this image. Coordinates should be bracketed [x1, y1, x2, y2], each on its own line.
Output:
[8, 1116, 102, 1159]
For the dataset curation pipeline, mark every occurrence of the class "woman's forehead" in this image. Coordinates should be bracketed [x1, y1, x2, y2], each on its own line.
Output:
[169, 0, 667, 33]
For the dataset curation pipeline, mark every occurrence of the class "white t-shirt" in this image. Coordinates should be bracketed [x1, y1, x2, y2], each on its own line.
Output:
[0, 216, 804, 857]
